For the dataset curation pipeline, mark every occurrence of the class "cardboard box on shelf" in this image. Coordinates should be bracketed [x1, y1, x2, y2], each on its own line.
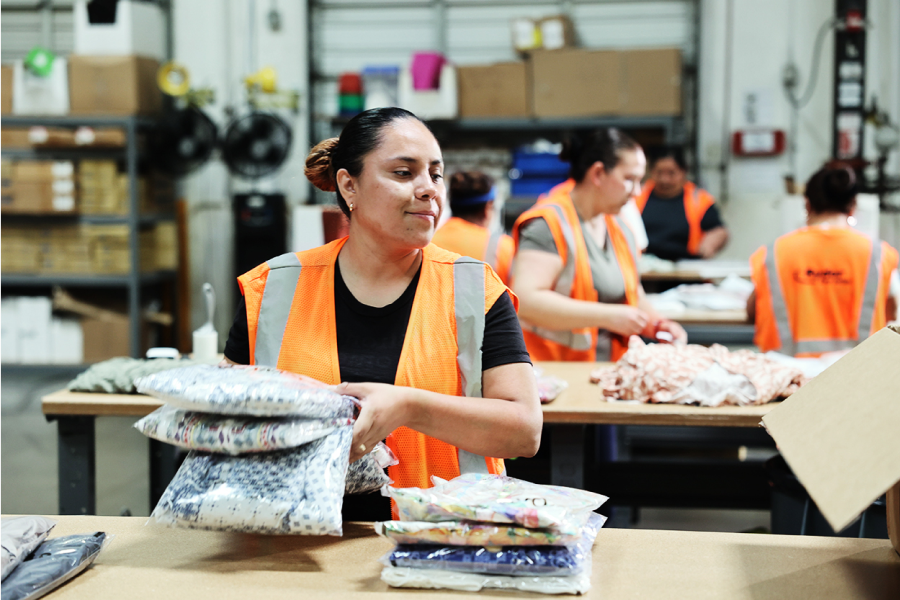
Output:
[530, 48, 620, 118]
[2, 181, 77, 214]
[69, 55, 161, 115]
[50, 317, 85, 364]
[52, 289, 144, 361]
[620, 48, 682, 116]
[74, 0, 166, 61]
[457, 62, 531, 119]
[16, 296, 53, 364]
[761, 325, 900, 555]
[1, 128, 31, 148]
[13, 160, 76, 181]
[1, 64, 12, 114]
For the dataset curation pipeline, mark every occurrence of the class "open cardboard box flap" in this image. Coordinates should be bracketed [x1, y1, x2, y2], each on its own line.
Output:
[762, 326, 900, 551]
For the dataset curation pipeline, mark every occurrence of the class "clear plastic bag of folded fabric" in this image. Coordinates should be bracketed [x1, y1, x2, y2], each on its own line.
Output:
[383, 473, 607, 531]
[381, 513, 606, 577]
[1, 531, 110, 600]
[346, 442, 397, 495]
[380, 565, 592, 595]
[135, 364, 357, 418]
[1, 516, 57, 582]
[533, 366, 569, 404]
[134, 405, 354, 455]
[375, 520, 581, 547]
[150, 427, 352, 535]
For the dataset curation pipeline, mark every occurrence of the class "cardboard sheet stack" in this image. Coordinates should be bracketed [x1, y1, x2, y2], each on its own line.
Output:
[134, 364, 396, 535]
[376, 474, 608, 594]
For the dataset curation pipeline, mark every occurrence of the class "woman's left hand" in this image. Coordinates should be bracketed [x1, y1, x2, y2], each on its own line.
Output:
[335, 381, 412, 463]
[655, 318, 688, 345]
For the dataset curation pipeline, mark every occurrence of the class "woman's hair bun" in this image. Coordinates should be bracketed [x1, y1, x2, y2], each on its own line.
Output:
[449, 171, 493, 198]
[824, 165, 856, 197]
[305, 137, 339, 192]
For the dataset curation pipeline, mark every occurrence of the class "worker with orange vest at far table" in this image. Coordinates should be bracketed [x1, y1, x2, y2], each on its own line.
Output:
[511, 128, 688, 364]
[222, 108, 542, 521]
[636, 147, 729, 260]
[748, 164, 899, 357]
[431, 171, 515, 285]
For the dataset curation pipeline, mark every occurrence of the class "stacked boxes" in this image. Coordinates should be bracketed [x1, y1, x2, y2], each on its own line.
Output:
[78, 160, 169, 214]
[1, 160, 77, 214]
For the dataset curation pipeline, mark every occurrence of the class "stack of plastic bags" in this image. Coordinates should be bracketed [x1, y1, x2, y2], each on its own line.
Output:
[134, 364, 397, 536]
[2, 517, 108, 600]
[375, 473, 608, 595]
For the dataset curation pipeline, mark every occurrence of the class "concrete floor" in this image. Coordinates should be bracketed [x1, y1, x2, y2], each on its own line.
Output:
[1, 370, 769, 533]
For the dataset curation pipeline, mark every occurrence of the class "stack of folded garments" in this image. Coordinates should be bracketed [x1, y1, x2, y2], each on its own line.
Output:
[375, 473, 608, 595]
[134, 364, 396, 536]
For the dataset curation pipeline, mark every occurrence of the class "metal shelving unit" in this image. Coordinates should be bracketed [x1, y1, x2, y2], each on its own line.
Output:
[1, 115, 176, 358]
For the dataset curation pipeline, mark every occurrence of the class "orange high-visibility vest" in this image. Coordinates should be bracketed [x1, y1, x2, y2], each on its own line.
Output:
[636, 180, 716, 256]
[749, 227, 899, 358]
[237, 237, 509, 498]
[431, 216, 516, 285]
[512, 181, 640, 362]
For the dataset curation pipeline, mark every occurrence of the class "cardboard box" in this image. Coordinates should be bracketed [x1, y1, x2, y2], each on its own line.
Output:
[457, 62, 530, 118]
[1, 128, 33, 149]
[69, 55, 161, 115]
[12, 58, 70, 115]
[762, 325, 900, 554]
[74, 0, 166, 61]
[13, 160, 75, 181]
[1, 64, 12, 114]
[82, 315, 131, 362]
[620, 48, 682, 116]
[531, 48, 620, 118]
[2, 181, 77, 214]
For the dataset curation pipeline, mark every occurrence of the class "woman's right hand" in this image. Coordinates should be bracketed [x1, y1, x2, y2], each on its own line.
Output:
[601, 305, 651, 337]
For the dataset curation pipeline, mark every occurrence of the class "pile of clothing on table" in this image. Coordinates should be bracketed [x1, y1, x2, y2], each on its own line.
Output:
[534, 366, 568, 404]
[647, 274, 754, 314]
[591, 337, 807, 406]
[134, 364, 396, 535]
[1, 516, 108, 600]
[376, 473, 607, 595]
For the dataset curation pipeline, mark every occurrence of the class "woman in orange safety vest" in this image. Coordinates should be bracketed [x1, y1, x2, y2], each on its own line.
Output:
[223, 107, 541, 520]
[749, 164, 899, 357]
[636, 147, 729, 260]
[431, 171, 515, 285]
[511, 128, 687, 364]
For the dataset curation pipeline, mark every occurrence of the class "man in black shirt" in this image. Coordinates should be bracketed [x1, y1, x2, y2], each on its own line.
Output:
[638, 148, 729, 261]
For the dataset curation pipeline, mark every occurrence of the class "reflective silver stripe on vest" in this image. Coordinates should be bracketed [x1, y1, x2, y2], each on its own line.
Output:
[255, 252, 302, 366]
[453, 256, 492, 475]
[765, 242, 796, 355]
[794, 339, 857, 354]
[520, 204, 593, 351]
[485, 229, 501, 272]
[856, 241, 882, 341]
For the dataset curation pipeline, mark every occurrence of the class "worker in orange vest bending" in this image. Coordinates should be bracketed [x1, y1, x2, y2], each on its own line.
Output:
[431, 171, 515, 285]
[512, 128, 687, 363]
[748, 164, 899, 357]
[636, 147, 729, 260]
[223, 108, 542, 520]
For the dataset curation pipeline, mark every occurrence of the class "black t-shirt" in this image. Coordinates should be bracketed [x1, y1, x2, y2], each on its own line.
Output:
[224, 261, 532, 381]
[642, 189, 724, 261]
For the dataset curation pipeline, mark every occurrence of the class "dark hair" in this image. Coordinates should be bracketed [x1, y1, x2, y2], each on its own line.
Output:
[305, 107, 425, 218]
[648, 146, 688, 171]
[805, 164, 857, 214]
[559, 128, 641, 183]
[449, 171, 494, 219]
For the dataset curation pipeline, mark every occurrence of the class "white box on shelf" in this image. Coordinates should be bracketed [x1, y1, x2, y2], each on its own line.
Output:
[74, 0, 166, 61]
[17, 297, 53, 364]
[12, 58, 69, 115]
[398, 64, 457, 120]
[1, 298, 21, 364]
[50, 317, 85, 364]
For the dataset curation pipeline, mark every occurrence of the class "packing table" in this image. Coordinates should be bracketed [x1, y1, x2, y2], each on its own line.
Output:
[42, 362, 779, 515]
[4, 515, 897, 599]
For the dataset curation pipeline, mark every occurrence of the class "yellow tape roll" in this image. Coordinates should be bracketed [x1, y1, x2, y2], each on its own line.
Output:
[158, 62, 191, 97]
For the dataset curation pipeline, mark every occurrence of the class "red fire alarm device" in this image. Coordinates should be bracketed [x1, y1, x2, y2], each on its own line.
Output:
[732, 130, 786, 156]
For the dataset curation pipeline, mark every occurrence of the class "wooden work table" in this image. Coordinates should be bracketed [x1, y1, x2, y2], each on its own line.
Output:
[11, 515, 899, 599]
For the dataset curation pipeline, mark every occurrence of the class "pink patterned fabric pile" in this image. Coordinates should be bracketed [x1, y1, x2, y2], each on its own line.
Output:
[590, 338, 807, 406]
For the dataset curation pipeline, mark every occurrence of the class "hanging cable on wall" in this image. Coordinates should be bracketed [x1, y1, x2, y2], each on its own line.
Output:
[782, 17, 839, 110]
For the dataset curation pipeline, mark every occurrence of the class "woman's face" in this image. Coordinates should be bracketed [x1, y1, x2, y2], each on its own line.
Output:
[339, 118, 445, 251]
[650, 156, 687, 197]
[594, 148, 646, 215]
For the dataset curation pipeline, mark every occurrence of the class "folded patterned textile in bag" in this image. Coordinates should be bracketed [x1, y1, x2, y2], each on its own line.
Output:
[591, 337, 807, 406]
[375, 520, 581, 547]
[135, 364, 357, 418]
[346, 442, 397, 495]
[1, 532, 107, 600]
[1, 517, 56, 581]
[151, 427, 352, 535]
[380, 565, 591, 594]
[134, 405, 353, 455]
[534, 367, 568, 404]
[383, 474, 607, 532]
[382, 513, 606, 576]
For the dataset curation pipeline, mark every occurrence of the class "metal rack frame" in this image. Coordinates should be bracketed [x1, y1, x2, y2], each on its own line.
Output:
[1, 115, 176, 359]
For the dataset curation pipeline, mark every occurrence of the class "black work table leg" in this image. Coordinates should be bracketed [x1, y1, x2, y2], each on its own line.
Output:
[550, 424, 586, 489]
[57, 416, 96, 515]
